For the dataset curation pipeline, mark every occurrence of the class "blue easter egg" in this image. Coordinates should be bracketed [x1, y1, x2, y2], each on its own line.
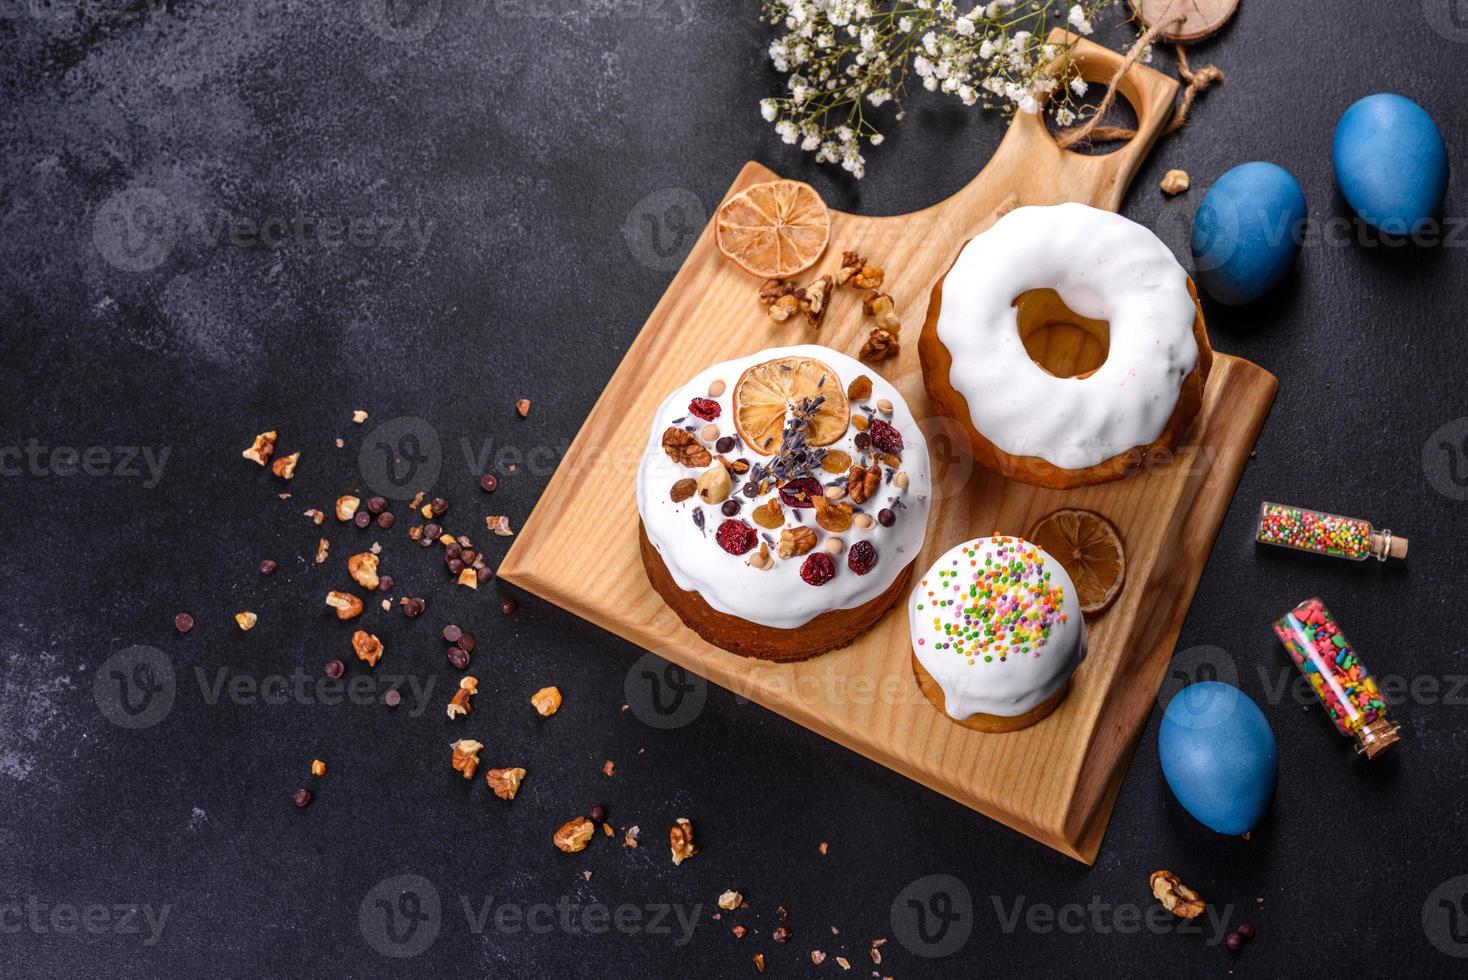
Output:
[1158, 681, 1277, 835]
[1333, 93, 1449, 236]
[1190, 162, 1307, 306]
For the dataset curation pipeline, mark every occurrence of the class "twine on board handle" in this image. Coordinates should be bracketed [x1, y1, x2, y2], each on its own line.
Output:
[1056, 0, 1227, 150]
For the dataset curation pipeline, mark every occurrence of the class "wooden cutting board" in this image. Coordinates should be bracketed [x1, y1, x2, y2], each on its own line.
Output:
[499, 32, 1277, 863]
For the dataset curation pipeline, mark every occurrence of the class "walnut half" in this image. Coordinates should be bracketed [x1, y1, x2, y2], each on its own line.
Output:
[777, 526, 816, 559]
[661, 427, 712, 468]
[859, 328, 899, 363]
[446, 676, 478, 719]
[486, 767, 526, 800]
[669, 817, 698, 865]
[450, 739, 483, 781]
[1149, 870, 1206, 919]
[554, 816, 595, 853]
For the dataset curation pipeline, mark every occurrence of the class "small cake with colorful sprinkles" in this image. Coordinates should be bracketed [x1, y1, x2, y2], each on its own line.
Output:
[908, 535, 1087, 732]
[636, 344, 931, 661]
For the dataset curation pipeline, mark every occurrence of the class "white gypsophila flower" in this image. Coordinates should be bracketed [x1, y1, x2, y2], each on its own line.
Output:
[1070, 76, 1087, 97]
[869, 132, 884, 145]
[867, 88, 891, 107]
[802, 134, 820, 151]
[898, 15, 913, 30]
[776, 120, 799, 143]
[1055, 107, 1075, 125]
[913, 54, 933, 77]
[979, 38, 995, 59]
[922, 31, 938, 55]
[923, 74, 938, 91]
[955, 16, 975, 36]
[1067, 5, 1092, 34]
[760, 98, 778, 121]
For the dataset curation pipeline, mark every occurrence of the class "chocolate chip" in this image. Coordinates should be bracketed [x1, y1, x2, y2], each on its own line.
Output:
[401, 597, 425, 618]
[589, 804, 607, 822]
[447, 647, 469, 670]
[366, 496, 387, 515]
[1236, 923, 1255, 942]
[715, 436, 735, 454]
[461, 549, 477, 566]
[479, 474, 498, 493]
[377, 575, 394, 592]
[457, 632, 476, 653]
[448, 559, 464, 575]
[353, 511, 371, 528]
[324, 659, 345, 679]
[720, 500, 740, 517]
[293, 788, 312, 808]
[877, 508, 895, 527]
[444, 542, 462, 559]
[174, 612, 195, 634]
[430, 497, 448, 516]
[772, 926, 791, 944]
[500, 598, 517, 616]
[376, 511, 395, 529]
[1226, 932, 1243, 951]
[384, 689, 402, 708]
[424, 522, 441, 541]
[259, 559, 278, 576]
[442, 624, 463, 643]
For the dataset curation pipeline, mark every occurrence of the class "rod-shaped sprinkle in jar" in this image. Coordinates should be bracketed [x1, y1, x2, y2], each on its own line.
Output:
[1273, 598, 1399, 758]
[1256, 501, 1408, 561]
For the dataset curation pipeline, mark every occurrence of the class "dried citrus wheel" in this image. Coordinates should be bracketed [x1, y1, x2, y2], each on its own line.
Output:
[1028, 509, 1126, 616]
[715, 179, 830, 279]
[734, 356, 850, 456]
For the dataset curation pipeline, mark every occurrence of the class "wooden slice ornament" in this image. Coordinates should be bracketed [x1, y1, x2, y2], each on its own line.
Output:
[1129, 0, 1239, 43]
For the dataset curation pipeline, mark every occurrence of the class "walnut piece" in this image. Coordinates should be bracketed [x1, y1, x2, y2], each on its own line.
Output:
[851, 264, 884, 290]
[447, 676, 479, 719]
[862, 291, 901, 332]
[669, 817, 698, 865]
[1149, 870, 1206, 919]
[311, 759, 327, 777]
[530, 686, 562, 717]
[670, 478, 697, 503]
[450, 739, 483, 780]
[485, 515, 514, 537]
[303, 508, 325, 525]
[859, 328, 900, 362]
[847, 464, 880, 505]
[352, 629, 384, 667]
[234, 611, 257, 631]
[799, 274, 832, 328]
[554, 816, 594, 853]
[516, 398, 532, 417]
[271, 451, 299, 480]
[347, 552, 380, 590]
[325, 591, 363, 620]
[695, 464, 731, 505]
[315, 537, 330, 564]
[335, 495, 361, 522]
[835, 250, 865, 286]
[242, 430, 277, 466]
[718, 890, 743, 911]
[759, 278, 794, 306]
[760, 279, 799, 322]
[777, 526, 817, 559]
[1160, 168, 1191, 195]
[661, 427, 712, 468]
[486, 767, 526, 800]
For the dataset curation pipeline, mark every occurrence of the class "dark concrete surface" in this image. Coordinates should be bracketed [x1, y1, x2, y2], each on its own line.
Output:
[1, 1, 1467, 977]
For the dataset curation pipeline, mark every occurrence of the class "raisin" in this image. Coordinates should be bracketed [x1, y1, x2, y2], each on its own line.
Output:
[778, 477, 823, 509]
[847, 540, 877, 575]
[800, 552, 836, 586]
[868, 419, 904, 455]
[716, 519, 757, 555]
[688, 398, 721, 421]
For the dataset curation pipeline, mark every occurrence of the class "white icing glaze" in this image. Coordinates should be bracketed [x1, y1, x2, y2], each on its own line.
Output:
[908, 536, 1086, 719]
[934, 202, 1199, 469]
[635, 344, 931, 630]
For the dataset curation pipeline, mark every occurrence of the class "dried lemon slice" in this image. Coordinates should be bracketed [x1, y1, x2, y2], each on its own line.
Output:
[1028, 509, 1126, 615]
[734, 356, 849, 456]
[715, 179, 830, 279]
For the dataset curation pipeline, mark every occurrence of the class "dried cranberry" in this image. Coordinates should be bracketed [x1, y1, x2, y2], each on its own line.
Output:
[868, 419, 904, 455]
[688, 398, 721, 421]
[716, 519, 757, 555]
[800, 552, 836, 586]
[778, 477, 823, 509]
[847, 541, 877, 575]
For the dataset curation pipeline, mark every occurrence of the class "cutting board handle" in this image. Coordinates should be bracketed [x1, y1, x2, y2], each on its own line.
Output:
[948, 30, 1181, 228]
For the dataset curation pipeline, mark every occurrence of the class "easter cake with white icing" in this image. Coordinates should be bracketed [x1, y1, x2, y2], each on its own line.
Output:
[636, 345, 930, 661]
[919, 202, 1213, 489]
[908, 535, 1087, 733]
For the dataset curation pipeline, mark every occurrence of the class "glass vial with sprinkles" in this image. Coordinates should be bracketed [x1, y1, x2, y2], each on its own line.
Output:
[1273, 598, 1399, 759]
[1256, 501, 1408, 562]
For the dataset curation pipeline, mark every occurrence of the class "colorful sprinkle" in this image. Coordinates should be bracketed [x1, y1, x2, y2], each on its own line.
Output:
[914, 536, 1065, 667]
[1256, 502, 1372, 560]
[1273, 598, 1387, 738]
